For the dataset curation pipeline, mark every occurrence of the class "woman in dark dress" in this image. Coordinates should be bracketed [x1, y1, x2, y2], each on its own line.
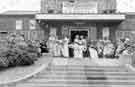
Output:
[40, 40, 48, 54]
[69, 42, 74, 58]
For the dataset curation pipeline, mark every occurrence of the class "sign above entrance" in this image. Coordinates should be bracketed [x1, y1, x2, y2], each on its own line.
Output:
[62, 1, 97, 14]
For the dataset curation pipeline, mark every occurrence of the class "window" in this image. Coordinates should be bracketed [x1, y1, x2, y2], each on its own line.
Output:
[116, 31, 135, 41]
[0, 32, 8, 40]
[29, 20, 36, 30]
[16, 20, 23, 30]
[102, 27, 110, 39]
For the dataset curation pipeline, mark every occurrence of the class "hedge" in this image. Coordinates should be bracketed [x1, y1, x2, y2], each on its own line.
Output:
[0, 45, 40, 68]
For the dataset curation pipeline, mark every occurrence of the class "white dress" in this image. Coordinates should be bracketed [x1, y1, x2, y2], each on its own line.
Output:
[89, 47, 99, 59]
[80, 39, 87, 53]
[74, 39, 83, 59]
[48, 36, 56, 56]
[78, 45, 84, 58]
[63, 38, 69, 57]
[73, 43, 79, 58]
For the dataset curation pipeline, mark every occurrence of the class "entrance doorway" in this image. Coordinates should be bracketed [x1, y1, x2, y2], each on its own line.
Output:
[70, 29, 89, 42]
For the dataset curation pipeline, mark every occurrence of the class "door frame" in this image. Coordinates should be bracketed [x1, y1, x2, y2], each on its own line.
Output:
[69, 27, 90, 41]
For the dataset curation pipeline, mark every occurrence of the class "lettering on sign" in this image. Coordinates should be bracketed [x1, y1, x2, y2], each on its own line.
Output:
[63, 1, 97, 14]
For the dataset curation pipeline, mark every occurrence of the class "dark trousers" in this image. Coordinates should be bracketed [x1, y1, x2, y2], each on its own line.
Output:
[69, 48, 74, 58]
[83, 49, 90, 58]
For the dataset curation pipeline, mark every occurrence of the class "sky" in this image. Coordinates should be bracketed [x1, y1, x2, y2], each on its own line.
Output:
[0, 0, 135, 13]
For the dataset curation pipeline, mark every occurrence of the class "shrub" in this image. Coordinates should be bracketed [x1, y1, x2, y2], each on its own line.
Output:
[0, 45, 39, 68]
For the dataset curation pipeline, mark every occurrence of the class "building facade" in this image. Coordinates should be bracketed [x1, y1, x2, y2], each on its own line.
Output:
[0, 11, 44, 41]
[0, 0, 134, 42]
[36, 0, 127, 42]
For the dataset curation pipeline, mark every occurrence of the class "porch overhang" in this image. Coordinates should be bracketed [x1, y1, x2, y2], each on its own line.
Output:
[36, 14, 126, 21]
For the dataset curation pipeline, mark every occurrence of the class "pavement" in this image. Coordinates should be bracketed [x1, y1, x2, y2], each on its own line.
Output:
[0, 55, 52, 85]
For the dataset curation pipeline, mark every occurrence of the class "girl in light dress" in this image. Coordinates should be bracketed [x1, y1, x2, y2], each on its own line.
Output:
[47, 34, 56, 57]
[62, 36, 69, 58]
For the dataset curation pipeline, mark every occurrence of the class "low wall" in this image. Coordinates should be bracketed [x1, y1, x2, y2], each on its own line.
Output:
[119, 55, 135, 66]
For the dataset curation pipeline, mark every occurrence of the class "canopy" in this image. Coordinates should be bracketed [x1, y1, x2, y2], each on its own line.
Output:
[36, 14, 125, 21]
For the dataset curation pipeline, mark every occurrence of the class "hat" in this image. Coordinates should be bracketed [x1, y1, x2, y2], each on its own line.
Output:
[125, 38, 130, 41]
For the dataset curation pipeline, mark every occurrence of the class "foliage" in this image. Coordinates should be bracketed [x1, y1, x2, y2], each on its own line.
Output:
[0, 45, 39, 68]
[0, 33, 42, 68]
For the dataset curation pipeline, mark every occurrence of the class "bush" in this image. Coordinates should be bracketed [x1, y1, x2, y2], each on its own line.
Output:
[0, 45, 39, 68]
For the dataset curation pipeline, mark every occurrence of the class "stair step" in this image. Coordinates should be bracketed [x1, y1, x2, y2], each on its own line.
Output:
[51, 65, 124, 68]
[36, 75, 135, 80]
[40, 71, 135, 75]
[50, 68, 128, 71]
[12, 60, 135, 87]
[16, 83, 135, 87]
[45, 69, 128, 72]
[37, 74, 135, 79]
[26, 79, 135, 85]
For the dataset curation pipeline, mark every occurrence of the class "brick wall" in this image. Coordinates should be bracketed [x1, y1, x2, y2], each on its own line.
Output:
[116, 14, 135, 40]
[0, 15, 45, 41]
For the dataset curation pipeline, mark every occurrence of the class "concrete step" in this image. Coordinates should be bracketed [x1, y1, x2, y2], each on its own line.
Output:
[35, 75, 135, 80]
[25, 79, 135, 85]
[51, 65, 125, 68]
[40, 71, 135, 75]
[16, 83, 135, 87]
[46, 69, 128, 72]
[50, 67, 128, 70]
[13, 61, 135, 87]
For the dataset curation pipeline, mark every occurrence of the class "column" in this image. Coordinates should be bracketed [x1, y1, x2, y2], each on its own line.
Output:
[62, 24, 69, 39]
[90, 25, 97, 41]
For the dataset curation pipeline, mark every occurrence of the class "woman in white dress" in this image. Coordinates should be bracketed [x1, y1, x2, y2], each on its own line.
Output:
[56, 39, 63, 57]
[103, 41, 115, 58]
[73, 35, 83, 59]
[78, 40, 84, 58]
[62, 36, 69, 58]
[89, 41, 99, 59]
[80, 35, 87, 57]
[53, 36, 59, 57]
[47, 35, 56, 56]
[73, 35, 79, 58]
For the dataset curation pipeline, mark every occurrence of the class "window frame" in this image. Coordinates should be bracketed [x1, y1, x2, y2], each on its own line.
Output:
[29, 19, 36, 30]
[16, 20, 23, 30]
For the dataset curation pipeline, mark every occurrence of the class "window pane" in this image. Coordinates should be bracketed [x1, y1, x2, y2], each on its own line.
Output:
[16, 20, 23, 30]
[29, 20, 36, 30]
[102, 27, 110, 39]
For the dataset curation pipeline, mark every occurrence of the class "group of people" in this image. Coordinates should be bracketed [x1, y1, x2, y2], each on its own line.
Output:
[47, 34, 88, 59]
[47, 34, 134, 59]
[89, 37, 133, 59]
[47, 35, 70, 57]
[7, 32, 132, 59]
